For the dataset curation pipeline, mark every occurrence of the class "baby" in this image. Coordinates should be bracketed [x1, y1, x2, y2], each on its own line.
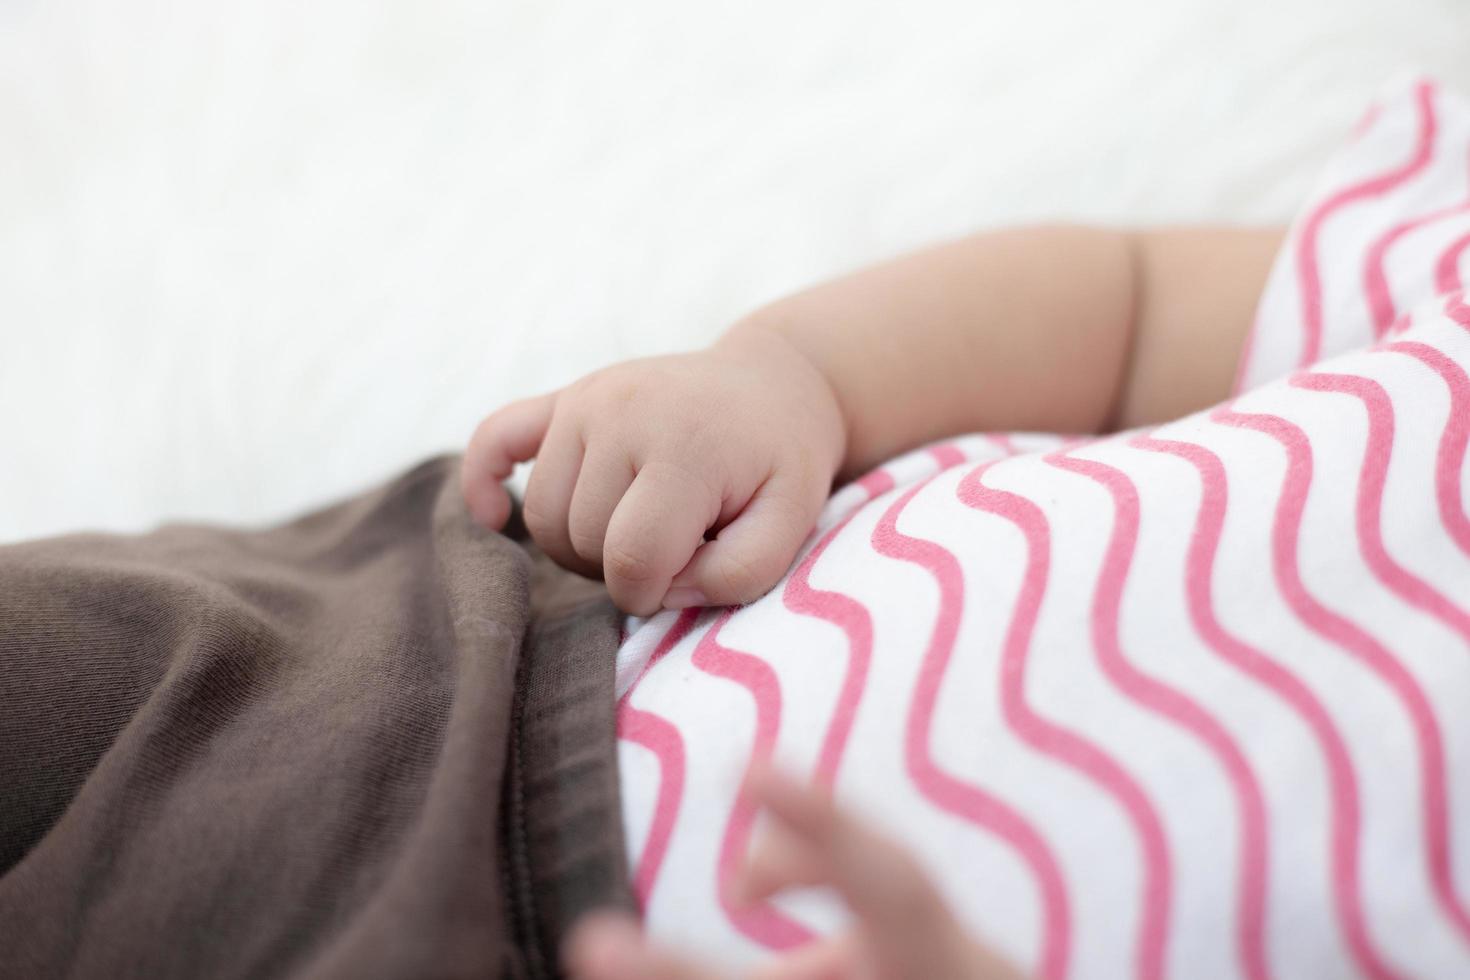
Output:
[459, 78, 1470, 977]
[460, 225, 1279, 616]
[459, 224, 1278, 979]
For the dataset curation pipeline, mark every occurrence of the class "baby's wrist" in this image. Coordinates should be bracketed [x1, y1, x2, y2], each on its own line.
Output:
[714, 316, 850, 482]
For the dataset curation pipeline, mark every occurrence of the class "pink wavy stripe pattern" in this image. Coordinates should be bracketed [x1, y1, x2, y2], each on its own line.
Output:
[1043, 449, 1272, 980]
[1294, 80, 1438, 368]
[1352, 102, 1385, 142]
[1364, 151, 1470, 337]
[956, 463, 1172, 980]
[1288, 371, 1470, 941]
[870, 466, 1072, 980]
[1435, 240, 1470, 328]
[618, 607, 704, 907]
[1290, 372, 1470, 642]
[1436, 231, 1470, 293]
[782, 467, 896, 785]
[691, 609, 815, 950]
[632, 448, 982, 946]
[1212, 405, 1460, 976]
[1129, 434, 1386, 978]
[1383, 339, 1470, 557]
[928, 443, 969, 468]
[988, 433, 1020, 455]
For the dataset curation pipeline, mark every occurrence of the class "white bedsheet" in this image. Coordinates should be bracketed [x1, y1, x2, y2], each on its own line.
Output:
[1, 0, 1469, 541]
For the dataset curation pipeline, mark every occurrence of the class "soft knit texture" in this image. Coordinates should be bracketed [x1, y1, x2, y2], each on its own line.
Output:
[0, 456, 632, 979]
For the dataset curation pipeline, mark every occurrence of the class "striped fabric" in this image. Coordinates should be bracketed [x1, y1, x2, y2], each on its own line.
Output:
[614, 76, 1470, 979]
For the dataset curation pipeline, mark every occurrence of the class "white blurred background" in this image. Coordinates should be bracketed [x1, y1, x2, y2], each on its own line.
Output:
[2, 0, 1468, 542]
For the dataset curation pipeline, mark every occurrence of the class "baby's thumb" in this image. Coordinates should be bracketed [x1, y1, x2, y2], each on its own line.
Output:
[664, 475, 820, 609]
[462, 391, 557, 531]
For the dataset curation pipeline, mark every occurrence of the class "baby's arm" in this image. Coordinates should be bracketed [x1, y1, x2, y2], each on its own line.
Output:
[462, 225, 1281, 615]
[739, 225, 1282, 477]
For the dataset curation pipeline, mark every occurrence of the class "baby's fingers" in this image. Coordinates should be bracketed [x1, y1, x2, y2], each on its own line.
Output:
[746, 934, 860, 980]
[563, 912, 720, 980]
[739, 766, 1026, 980]
[665, 470, 822, 609]
[602, 462, 718, 616]
[462, 392, 557, 530]
[728, 821, 826, 908]
[568, 444, 637, 569]
[523, 413, 599, 578]
[745, 766, 952, 941]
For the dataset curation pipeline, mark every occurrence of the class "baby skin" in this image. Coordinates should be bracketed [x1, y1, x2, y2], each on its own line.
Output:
[461, 224, 1282, 977]
[564, 764, 1031, 980]
[463, 225, 1280, 616]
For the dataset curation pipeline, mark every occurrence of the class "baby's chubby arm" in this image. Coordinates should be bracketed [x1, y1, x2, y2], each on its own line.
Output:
[462, 224, 1281, 615]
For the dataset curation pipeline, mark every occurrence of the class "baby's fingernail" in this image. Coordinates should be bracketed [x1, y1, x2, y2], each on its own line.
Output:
[662, 587, 707, 609]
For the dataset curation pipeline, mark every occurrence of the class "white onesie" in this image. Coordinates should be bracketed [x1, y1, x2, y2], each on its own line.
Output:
[615, 76, 1470, 980]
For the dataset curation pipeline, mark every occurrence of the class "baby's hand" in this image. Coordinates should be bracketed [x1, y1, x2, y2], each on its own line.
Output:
[461, 327, 846, 615]
[563, 764, 1027, 980]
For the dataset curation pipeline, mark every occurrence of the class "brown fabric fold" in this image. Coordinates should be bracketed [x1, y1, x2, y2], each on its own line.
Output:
[0, 456, 632, 979]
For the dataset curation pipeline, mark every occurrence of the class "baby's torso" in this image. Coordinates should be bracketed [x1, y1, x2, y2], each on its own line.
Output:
[615, 77, 1470, 979]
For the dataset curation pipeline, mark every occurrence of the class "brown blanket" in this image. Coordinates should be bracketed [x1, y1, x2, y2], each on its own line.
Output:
[0, 457, 632, 979]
